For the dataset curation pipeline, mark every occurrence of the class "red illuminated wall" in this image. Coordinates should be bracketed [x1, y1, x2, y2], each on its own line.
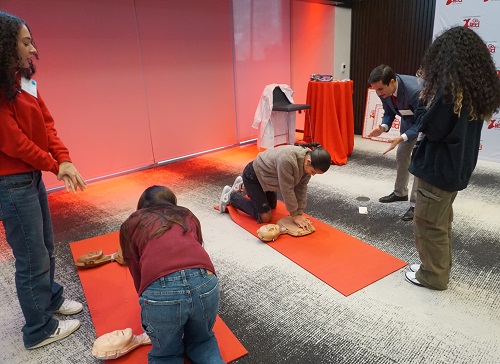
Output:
[292, 1, 336, 130]
[232, 0, 292, 143]
[1, 0, 339, 189]
[2, 0, 155, 188]
[134, 1, 237, 162]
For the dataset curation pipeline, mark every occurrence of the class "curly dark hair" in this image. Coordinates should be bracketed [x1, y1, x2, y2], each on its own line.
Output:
[0, 11, 38, 102]
[419, 26, 500, 120]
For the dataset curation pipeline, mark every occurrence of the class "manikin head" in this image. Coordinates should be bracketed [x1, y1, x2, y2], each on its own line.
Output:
[257, 224, 282, 242]
[94, 328, 133, 351]
[92, 328, 151, 360]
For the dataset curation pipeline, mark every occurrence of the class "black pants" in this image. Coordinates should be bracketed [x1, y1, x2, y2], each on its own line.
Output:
[230, 161, 277, 223]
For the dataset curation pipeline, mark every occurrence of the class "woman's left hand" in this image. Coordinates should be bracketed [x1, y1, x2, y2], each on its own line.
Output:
[291, 215, 313, 231]
[57, 161, 87, 193]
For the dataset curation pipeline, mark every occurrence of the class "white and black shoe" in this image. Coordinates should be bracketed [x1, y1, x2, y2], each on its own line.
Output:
[405, 271, 424, 287]
[27, 319, 80, 349]
[408, 264, 420, 273]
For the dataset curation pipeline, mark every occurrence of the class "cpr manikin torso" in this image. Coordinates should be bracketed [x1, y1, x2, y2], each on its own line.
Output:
[257, 216, 315, 242]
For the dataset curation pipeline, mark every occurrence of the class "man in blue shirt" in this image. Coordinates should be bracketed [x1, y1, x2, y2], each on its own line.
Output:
[368, 65, 422, 221]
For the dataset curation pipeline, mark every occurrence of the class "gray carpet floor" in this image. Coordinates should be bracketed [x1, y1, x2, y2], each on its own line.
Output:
[0, 135, 499, 363]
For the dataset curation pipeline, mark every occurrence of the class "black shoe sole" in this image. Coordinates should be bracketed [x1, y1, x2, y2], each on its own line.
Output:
[379, 195, 408, 203]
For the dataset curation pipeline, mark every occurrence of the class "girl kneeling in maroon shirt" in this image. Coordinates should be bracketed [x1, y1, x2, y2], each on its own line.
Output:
[120, 185, 224, 364]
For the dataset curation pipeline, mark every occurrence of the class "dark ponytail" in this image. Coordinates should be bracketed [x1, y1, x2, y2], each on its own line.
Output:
[295, 142, 331, 173]
[296, 142, 321, 149]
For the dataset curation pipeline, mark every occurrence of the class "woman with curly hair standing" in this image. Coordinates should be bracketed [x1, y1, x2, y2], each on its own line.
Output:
[405, 26, 500, 290]
[0, 11, 86, 349]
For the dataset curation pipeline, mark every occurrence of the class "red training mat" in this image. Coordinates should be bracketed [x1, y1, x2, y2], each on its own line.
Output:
[227, 202, 407, 296]
[70, 232, 248, 363]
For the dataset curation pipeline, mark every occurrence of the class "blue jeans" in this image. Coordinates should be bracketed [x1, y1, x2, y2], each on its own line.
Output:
[139, 269, 224, 364]
[0, 171, 63, 348]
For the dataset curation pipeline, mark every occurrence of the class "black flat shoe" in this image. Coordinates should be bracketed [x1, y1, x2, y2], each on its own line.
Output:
[379, 192, 408, 203]
[401, 207, 414, 221]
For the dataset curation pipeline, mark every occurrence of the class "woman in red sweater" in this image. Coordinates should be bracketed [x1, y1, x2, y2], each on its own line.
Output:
[120, 185, 224, 364]
[0, 12, 86, 349]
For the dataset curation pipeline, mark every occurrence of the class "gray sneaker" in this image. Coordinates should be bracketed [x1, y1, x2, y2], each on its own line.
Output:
[231, 176, 244, 192]
[27, 319, 80, 349]
[219, 185, 232, 213]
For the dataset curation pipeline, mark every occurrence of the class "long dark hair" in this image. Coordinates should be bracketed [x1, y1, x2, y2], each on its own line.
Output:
[120, 186, 201, 261]
[419, 26, 500, 120]
[296, 142, 331, 172]
[137, 185, 177, 209]
[134, 185, 189, 238]
[0, 11, 38, 102]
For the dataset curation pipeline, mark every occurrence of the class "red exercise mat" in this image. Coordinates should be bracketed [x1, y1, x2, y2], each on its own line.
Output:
[226, 202, 407, 296]
[70, 232, 247, 363]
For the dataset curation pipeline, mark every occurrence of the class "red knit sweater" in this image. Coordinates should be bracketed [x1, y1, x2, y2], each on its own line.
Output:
[119, 206, 216, 296]
[0, 83, 71, 177]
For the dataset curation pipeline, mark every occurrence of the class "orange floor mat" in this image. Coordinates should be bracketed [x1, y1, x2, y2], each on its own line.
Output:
[227, 202, 407, 296]
[70, 232, 248, 363]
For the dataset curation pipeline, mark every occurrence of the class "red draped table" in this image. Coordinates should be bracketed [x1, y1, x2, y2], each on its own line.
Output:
[304, 80, 354, 165]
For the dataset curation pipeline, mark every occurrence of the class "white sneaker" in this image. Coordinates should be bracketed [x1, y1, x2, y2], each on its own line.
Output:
[27, 319, 80, 349]
[219, 185, 232, 213]
[405, 271, 424, 287]
[409, 264, 420, 272]
[231, 176, 244, 192]
[54, 299, 83, 315]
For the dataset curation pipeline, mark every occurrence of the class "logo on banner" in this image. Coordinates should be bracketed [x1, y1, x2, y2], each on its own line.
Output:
[487, 119, 499, 129]
[446, 0, 462, 4]
[487, 43, 496, 53]
[463, 17, 480, 28]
